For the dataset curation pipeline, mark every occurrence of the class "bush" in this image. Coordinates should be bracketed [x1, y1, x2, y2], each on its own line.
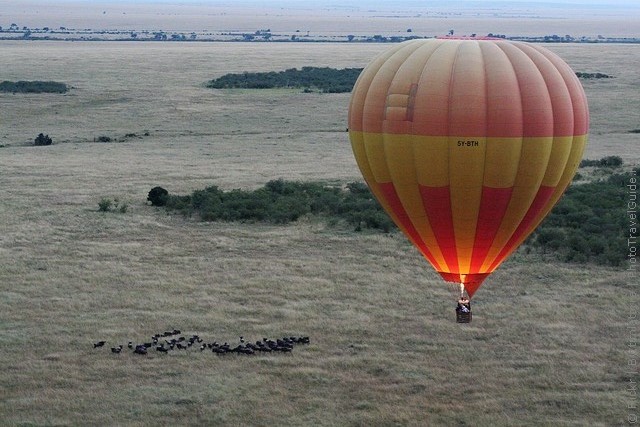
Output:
[528, 164, 630, 267]
[148, 186, 169, 206]
[160, 180, 395, 232]
[34, 133, 52, 146]
[98, 198, 112, 212]
[207, 67, 363, 93]
[580, 156, 623, 168]
[0, 80, 68, 93]
[533, 228, 565, 253]
[575, 72, 612, 79]
[98, 197, 128, 213]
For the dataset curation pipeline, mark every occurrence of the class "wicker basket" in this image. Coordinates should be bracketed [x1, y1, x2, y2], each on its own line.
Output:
[456, 311, 472, 323]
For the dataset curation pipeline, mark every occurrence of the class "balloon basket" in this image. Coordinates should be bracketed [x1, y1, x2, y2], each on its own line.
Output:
[456, 311, 472, 323]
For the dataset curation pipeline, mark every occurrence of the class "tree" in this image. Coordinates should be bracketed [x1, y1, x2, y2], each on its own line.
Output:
[534, 228, 564, 253]
[34, 133, 52, 146]
[148, 186, 169, 206]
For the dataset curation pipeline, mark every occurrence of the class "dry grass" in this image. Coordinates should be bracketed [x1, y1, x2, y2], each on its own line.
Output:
[0, 40, 637, 425]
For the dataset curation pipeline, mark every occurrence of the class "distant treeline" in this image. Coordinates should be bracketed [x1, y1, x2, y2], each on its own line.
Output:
[0, 80, 68, 93]
[206, 67, 363, 93]
[151, 158, 632, 268]
[579, 155, 622, 167]
[207, 67, 610, 93]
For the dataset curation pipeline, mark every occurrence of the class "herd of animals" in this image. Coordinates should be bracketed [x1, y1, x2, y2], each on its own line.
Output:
[93, 329, 310, 356]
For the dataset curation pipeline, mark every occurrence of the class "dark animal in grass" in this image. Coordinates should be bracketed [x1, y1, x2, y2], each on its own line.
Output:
[93, 341, 106, 348]
[134, 345, 147, 355]
[211, 343, 227, 354]
[276, 339, 292, 349]
[229, 344, 254, 355]
[214, 343, 230, 354]
[111, 346, 123, 354]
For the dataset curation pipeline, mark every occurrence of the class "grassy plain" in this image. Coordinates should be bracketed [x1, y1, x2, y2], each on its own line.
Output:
[0, 41, 638, 425]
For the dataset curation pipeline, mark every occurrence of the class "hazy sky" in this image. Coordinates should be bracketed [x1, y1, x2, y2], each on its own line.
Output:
[11, 0, 638, 10]
[87, 0, 640, 12]
[33, 0, 639, 4]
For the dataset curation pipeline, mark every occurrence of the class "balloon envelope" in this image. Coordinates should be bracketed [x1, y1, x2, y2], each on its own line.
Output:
[348, 39, 588, 297]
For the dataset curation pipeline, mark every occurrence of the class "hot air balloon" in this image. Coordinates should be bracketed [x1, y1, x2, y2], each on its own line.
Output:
[348, 38, 588, 315]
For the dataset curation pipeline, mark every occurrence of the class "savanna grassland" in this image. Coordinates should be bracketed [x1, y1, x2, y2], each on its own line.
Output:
[0, 40, 638, 426]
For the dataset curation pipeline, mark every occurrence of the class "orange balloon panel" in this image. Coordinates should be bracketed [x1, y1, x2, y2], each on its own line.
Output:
[348, 39, 588, 297]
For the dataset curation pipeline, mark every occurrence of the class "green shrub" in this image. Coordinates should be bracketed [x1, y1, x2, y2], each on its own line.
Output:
[575, 72, 612, 79]
[0, 80, 68, 93]
[147, 186, 169, 206]
[34, 133, 52, 146]
[533, 228, 565, 252]
[166, 195, 192, 213]
[160, 180, 395, 232]
[580, 155, 623, 168]
[207, 67, 363, 93]
[98, 197, 128, 213]
[529, 164, 629, 266]
[98, 198, 112, 212]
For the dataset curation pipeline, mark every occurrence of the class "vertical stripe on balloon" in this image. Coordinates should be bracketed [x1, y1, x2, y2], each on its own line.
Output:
[378, 182, 443, 272]
[488, 185, 556, 271]
[419, 185, 459, 274]
[469, 187, 514, 272]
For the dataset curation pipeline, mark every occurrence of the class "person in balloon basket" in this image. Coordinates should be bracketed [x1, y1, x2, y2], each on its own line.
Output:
[456, 296, 471, 313]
